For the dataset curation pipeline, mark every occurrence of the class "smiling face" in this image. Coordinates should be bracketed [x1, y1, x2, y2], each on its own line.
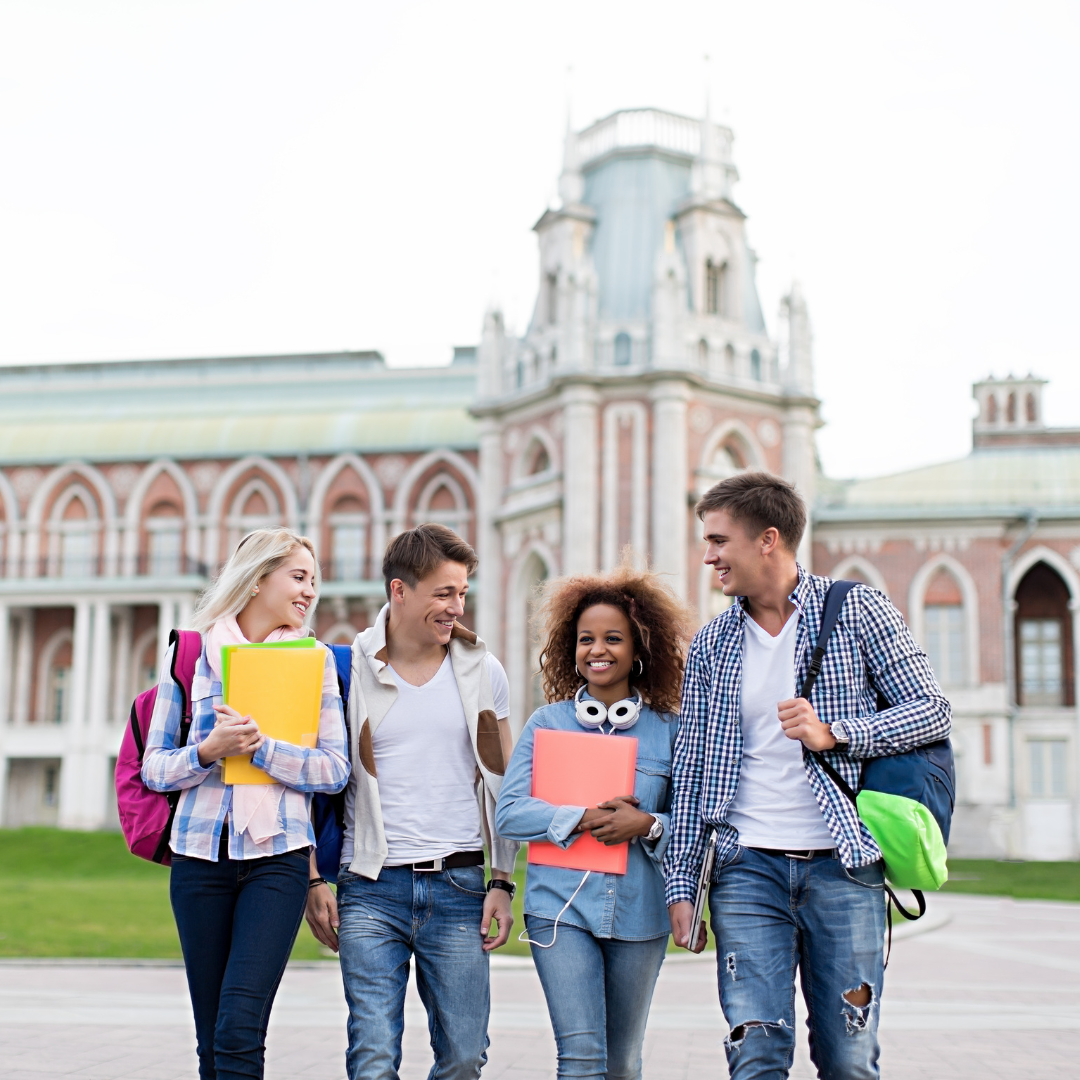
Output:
[250, 544, 317, 630]
[701, 507, 778, 599]
[574, 603, 636, 707]
[389, 559, 470, 648]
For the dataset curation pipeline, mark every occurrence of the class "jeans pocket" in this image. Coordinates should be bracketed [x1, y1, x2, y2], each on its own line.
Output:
[445, 865, 487, 897]
[841, 859, 885, 889]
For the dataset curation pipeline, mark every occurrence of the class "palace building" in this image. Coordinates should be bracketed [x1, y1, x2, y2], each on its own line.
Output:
[0, 107, 1077, 861]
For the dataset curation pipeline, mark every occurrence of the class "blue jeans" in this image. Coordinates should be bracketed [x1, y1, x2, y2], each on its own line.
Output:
[336, 865, 491, 1080]
[526, 916, 668, 1080]
[170, 843, 311, 1080]
[709, 848, 886, 1080]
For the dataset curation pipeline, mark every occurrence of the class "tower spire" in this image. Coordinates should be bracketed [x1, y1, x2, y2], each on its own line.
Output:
[558, 112, 584, 206]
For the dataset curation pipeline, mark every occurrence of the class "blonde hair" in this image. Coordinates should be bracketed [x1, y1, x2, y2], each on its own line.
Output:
[191, 528, 320, 633]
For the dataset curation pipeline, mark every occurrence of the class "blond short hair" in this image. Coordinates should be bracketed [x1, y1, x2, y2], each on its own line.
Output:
[191, 528, 319, 632]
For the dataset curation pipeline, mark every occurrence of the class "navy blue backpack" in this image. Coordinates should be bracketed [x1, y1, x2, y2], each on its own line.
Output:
[312, 642, 352, 883]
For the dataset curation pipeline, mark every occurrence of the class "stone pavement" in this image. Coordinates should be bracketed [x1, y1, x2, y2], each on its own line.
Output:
[1, 892, 1079, 1079]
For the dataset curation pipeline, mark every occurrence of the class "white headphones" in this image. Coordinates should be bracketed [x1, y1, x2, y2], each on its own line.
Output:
[574, 683, 642, 731]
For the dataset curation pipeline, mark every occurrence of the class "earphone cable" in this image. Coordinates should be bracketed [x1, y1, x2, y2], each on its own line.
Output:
[518, 870, 592, 950]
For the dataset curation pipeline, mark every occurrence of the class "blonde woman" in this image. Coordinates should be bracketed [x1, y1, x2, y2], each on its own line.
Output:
[142, 528, 350, 1080]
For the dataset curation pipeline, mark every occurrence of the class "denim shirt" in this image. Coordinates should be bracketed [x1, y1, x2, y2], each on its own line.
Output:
[495, 699, 677, 941]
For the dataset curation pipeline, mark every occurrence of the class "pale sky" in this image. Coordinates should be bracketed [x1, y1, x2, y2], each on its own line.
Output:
[0, 1, 1076, 479]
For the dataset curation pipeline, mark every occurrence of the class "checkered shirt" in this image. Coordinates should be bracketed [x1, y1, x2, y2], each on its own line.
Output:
[663, 566, 952, 906]
[141, 639, 350, 861]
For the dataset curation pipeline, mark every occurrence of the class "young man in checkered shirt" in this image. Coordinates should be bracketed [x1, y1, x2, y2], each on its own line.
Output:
[665, 472, 950, 1079]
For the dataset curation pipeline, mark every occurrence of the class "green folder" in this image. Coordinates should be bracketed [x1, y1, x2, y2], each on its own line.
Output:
[220, 637, 317, 700]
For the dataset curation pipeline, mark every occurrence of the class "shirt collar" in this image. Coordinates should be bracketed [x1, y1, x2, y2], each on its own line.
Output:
[734, 562, 811, 622]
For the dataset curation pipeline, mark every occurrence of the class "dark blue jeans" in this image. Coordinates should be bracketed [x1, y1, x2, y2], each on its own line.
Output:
[170, 841, 311, 1080]
[709, 847, 886, 1080]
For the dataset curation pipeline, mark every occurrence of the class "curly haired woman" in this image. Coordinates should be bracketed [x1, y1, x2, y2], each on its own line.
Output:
[495, 565, 695, 1080]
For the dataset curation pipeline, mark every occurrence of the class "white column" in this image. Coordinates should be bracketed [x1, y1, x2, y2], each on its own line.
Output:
[561, 384, 599, 574]
[12, 609, 33, 726]
[177, 593, 195, 632]
[0, 603, 10, 727]
[111, 606, 134, 722]
[58, 599, 92, 828]
[476, 418, 504, 649]
[158, 597, 177, 668]
[782, 403, 818, 569]
[651, 380, 691, 599]
[83, 600, 112, 828]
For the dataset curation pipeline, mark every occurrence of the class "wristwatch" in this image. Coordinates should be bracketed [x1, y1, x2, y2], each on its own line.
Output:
[830, 721, 850, 749]
[487, 878, 516, 899]
[645, 815, 664, 842]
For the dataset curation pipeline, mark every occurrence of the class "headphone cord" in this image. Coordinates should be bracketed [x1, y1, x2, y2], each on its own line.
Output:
[518, 870, 592, 950]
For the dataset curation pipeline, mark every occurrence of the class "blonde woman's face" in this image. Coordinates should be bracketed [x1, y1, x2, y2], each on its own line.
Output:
[250, 546, 317, 629]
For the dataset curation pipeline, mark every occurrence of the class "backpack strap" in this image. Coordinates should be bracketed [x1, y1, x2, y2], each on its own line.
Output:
[799, 580, 860, 807]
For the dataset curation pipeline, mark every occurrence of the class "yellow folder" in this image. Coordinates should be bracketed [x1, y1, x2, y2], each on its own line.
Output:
[222, 647, 325, 785]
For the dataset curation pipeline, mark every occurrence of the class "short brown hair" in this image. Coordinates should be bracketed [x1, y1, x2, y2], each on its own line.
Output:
[382, 523, 478, 598]
[536, 564, 696, 716]
[695, 471, 806, 552]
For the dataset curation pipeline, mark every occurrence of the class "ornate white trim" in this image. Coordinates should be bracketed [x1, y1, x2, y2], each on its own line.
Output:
[909, 553, 980, 689]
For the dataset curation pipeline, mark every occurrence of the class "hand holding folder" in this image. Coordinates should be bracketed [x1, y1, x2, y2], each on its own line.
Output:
[528, 729, 638, 874]
[222, 643, 325, 785]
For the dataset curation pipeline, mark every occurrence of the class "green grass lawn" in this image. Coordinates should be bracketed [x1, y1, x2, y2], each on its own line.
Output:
[8, 830, 1073, 960]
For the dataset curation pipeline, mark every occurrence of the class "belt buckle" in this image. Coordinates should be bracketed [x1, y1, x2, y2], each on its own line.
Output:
[414, 858, 444, 872]
[785, 850, 813, 861]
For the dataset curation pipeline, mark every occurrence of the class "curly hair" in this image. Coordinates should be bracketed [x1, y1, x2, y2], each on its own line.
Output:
[536, 563, 696, 716]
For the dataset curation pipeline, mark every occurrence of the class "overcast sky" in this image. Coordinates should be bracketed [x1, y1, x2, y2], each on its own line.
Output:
[0, 1, 1077, 479]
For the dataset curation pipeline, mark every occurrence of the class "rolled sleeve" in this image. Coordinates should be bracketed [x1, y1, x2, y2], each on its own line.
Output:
[547, 804, 586, 847]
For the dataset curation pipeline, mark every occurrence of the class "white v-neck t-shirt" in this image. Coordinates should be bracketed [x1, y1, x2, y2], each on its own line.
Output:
[341, 651, 509, 867]
[726, 612, 834, 850]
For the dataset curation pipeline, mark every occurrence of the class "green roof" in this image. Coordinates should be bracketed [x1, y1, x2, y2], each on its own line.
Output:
[0, 353, 479, 463]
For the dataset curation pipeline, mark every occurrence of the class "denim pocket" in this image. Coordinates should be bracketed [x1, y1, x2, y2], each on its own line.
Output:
[445, 865, 487, 897]
[841, 859, 885, 889]
[635, 757, 671, 813]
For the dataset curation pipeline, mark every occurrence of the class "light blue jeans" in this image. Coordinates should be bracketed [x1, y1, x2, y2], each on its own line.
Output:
[709, 847, 886, 1080]
[336, 865, 490, 1080]
[525, 915, 668, 1080]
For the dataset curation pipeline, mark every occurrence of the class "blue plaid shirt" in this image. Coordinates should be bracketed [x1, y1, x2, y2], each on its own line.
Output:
[141, 640, 350, 861]
[664, 566, 951, 906]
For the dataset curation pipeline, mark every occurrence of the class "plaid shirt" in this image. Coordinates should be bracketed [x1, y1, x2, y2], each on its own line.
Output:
[664, 566, 951, 906]
[141, 640, 350, 861]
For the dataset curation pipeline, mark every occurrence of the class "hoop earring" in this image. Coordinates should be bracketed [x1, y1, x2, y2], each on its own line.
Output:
[632, 658, 644, 678]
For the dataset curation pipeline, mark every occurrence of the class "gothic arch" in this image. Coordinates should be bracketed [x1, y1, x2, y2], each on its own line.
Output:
[35, 627, 73, 724]
[391, 450, 479, 537]
[512, 427, 559, 482]
[204, 456, 299, 566]
[698, 419, 766, 473]
[909, 553, 980, 688]
[308, 454, 385, 528]
[415, 471, 470, 522]
[130, 625, 160, 699]
[25, 462, 119, 576]
[830, 555, 889, 597]
[0, 469, 19, 578]
[121, 460, 199, 575]
[1007, 545, 1080, 601]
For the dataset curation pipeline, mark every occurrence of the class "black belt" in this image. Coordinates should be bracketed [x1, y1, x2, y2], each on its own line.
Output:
[748, 847, 835, 861]
[403, 850, 484, 872]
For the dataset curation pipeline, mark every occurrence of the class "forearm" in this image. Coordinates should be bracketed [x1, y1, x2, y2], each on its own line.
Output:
[250, 739, 350, 792]
[142, 743, 212, 791]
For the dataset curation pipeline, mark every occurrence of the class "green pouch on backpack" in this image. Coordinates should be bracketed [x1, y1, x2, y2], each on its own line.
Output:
[855, 789, 948, 891]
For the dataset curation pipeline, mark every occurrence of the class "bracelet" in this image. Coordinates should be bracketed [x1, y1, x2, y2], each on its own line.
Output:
[308, 877, 328, 889]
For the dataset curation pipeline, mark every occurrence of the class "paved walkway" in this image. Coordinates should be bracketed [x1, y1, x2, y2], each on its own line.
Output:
[1, 892, 1079, 1079]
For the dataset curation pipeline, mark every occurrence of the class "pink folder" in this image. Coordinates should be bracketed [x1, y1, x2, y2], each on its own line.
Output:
[528, 729, 638, 875]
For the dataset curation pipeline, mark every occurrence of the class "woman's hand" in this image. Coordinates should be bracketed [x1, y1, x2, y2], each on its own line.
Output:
[577, 795, 654, 846]
[197, 704, 264, 766]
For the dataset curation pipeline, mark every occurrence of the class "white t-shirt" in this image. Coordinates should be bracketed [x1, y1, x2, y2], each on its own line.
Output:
[726, 612, 835, 850]
[341, 652, 510, 866]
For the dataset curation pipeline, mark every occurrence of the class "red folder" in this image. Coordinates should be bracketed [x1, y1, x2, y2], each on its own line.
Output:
[528, 729, 638, 875]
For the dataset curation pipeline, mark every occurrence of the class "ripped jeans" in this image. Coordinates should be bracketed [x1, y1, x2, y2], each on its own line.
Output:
[709, 847, 885, 1080]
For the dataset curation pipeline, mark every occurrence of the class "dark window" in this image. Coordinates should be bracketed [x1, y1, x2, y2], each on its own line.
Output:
[614, 332, 632, 366]
[705, 260, 727, 315]
[750, 349, 762, 380]
[1015, 562, 1073, 706]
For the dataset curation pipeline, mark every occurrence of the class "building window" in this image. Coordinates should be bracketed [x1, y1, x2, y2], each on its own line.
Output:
[60, 529, 94, 578]
[1020, 618, 1064, 705]
[926, 604, 965, 687]
[724, 343, 735, 375]
[147, 518, 183, 577]
[331, 523, 365, 581]
[43, 764, 59, 806]
[546, 273, 558, 325]
[986, 394, 998, 423]
[705, 260, 727, 315]
[1014, 562, 1072, 706]
[1006, 392, 1017, 423]
[697, 338, 709, 368]
[1026, 393, 1037, 423]
[750, 349, 762, 381]
[48, 665, 69, 724]
[614, 332, 632, 366]
[1029, 739, 1068, 799]
[982, 723, 993, 766]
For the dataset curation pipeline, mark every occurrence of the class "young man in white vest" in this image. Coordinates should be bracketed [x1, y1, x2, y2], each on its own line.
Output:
[306, 523, 518, 1080]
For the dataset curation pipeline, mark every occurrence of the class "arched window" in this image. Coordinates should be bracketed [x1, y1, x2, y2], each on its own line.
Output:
[923, 569, 966, 686]
[724, 343, 736, 375]
[523, 439, 551, 477]
[614, 332, 632, 366]
[546, 273, 558, 325]
[57, 494, 96, 578]
[750, 349, 762, 381]
[329, 496, 367, 581]
[1006, 392, 1017, 423]
[146, 501, 183, 577]
[1015, 562, 1073, 706]
[705, 259, 727, 315]
[986, 394, 998, 423]
[697, 338, 709, 368]
[36, 631, 73, 725]
[1026, 393, 1037, 423]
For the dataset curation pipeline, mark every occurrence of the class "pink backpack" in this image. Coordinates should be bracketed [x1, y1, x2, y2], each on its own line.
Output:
[115, 629, 202, 864]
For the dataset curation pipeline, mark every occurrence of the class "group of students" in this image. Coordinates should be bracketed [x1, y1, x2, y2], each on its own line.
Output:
[141, 470, 951, 1080]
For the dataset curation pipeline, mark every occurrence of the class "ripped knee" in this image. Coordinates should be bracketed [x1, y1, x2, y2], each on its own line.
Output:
[841, 983, 875, 1034]
[725, 1019, 789, 1053]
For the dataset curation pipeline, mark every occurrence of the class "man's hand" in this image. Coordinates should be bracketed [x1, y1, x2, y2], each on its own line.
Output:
[304, 852, 339, 951]
[777, 698, 836, 752]
[481, 879, 514, 952]
[669, 900, 708, 952]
